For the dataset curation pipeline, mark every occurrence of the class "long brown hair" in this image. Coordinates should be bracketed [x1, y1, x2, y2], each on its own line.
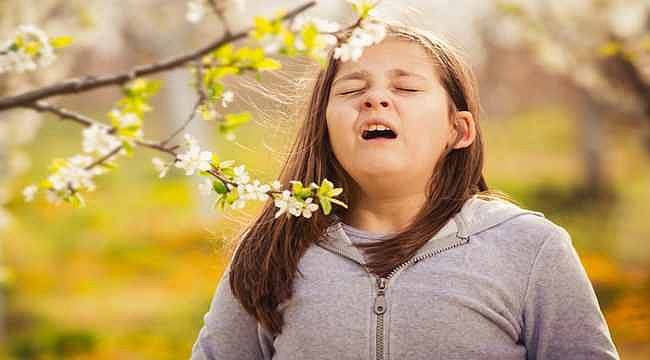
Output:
[229, 22, 507, 335]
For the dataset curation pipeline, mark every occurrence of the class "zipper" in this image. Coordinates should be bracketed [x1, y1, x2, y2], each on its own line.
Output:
[372, 234, 471, 360]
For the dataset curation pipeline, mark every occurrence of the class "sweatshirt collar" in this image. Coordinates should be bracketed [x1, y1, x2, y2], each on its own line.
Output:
[317, 195, 544, 267]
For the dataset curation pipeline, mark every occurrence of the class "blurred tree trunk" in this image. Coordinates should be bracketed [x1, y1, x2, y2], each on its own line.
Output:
[579, 92, 607, 198]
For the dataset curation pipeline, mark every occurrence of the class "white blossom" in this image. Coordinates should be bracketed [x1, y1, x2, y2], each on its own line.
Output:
[300, 197, 319, 219]
[48, 155, 103, 193]
[22, 185, 38, 202]
[273, 190, 293, 218]
[233, 165, 250, 184]
[186, 0, 206, 24]
[607, 1, 648, 38]
[152, 157, 170, 178]
[221, 90, 234, 107]
[112, 110, 140, 128]
[271, 180, 282, 191]
[183, 133, 199, 148]
[239, 180, 270, 201]
[0, 24, 56, 74]
[174, 138, 213, 176]
[333, 19, 386, 62]
[273, 191, 319, 219]
[291, 16, 341, 33]
[231, 197, 247, 209]
[82, 123, 122, 156]
[197, 105, 220, 121]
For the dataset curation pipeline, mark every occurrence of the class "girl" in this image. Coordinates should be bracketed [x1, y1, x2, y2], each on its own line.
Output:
[191, 22, 619, 359]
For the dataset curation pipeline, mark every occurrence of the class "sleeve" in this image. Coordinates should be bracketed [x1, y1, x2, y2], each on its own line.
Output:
[190, 262, 274, 360]
[522, 225, 620, 360]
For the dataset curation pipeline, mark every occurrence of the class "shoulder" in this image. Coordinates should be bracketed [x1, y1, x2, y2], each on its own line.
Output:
[474, 206, 573, 260]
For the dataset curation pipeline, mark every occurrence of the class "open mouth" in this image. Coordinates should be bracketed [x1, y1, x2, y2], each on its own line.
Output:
[362, 129, 398, 140]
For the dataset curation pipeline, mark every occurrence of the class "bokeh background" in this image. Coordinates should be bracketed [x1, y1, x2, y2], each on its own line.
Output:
[1, 0, 648, 358]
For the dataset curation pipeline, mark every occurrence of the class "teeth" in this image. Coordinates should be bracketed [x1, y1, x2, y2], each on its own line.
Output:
[363, 124, 392, 132]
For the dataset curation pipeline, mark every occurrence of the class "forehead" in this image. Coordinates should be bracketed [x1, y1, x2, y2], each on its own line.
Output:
[334, 37, 436, 80]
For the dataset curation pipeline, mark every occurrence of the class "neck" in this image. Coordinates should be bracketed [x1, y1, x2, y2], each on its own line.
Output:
[342, 189, 427, 234]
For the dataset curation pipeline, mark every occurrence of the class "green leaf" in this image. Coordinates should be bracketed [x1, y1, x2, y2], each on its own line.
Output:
[318, 178, 334, 196]
[212, 178, 228, 194]
[224, 112, 252, 126]
[221, 167, 235, 178]
[40, 179, 53, 188]
[255, 58, 281, 71]
[213, 43, 234, 64]
[235, 47, 265, 66]
[205, 66, 239, 83]
[319, 196, 332, 215]
[282, 30, 296, 57]
[99, 162, 118, 171]
[329, 187, 343, 197]
[121, 140, 134, 156]
[124, 79, 161, 98]
[289, 181, 313, 200]
[220, 112, 252, 135]
[301, 23, 319, 50]
[68, 192, 86, 208]
[24, 41, 41, 56]
[351, 0, 374, 18]
[219, 160, 236, 169]
[329, 197, 348, 209]
[211, 153, 220, 166]
[252, 17, 273, 39]
[496, 1, 525, 16]
[205, 80, 225, 99]
[214, 196, 226, 210]
[598, 41, 622, 57]
[225, 190, 239, 205]
[48, 158, 67, 173]
[49, 36, 73, 49]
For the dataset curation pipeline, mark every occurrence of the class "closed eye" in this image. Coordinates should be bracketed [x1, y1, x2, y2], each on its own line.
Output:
[338, 89, 364, 96]
[396, 88, 421, 92]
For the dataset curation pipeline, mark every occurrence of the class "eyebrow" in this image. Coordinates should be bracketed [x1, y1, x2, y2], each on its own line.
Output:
[332, 68, 427, 86]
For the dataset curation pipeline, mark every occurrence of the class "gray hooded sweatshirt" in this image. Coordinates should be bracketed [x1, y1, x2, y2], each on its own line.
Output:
[191, 196, 619, 359]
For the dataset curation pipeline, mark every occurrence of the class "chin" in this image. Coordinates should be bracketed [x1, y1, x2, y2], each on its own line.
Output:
[356, 163, 403, 177]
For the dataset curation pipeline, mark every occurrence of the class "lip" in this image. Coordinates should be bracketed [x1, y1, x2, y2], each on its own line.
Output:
[358, 117, 398, 139]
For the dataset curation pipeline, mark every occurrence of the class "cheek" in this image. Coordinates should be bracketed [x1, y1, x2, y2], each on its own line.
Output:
[326, 101, 357, 140]
[404, 108, 452, 154]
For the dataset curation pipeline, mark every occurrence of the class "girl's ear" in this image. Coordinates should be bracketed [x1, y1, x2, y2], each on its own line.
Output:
[449, 111, 476, 149]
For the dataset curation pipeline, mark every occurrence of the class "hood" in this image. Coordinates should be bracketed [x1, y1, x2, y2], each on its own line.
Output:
[316, 195, 545, 267]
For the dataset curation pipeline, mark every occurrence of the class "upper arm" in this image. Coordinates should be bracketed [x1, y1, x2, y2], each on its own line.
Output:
[522, 225, 620, 360]
[190, 263, 272, 360]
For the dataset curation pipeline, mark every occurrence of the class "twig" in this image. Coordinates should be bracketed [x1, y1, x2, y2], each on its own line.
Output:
[0, 1, 316, 112]
[27, 101, 95, 127]
[159, 97, 203, 147]
[207, 0, 232, 36]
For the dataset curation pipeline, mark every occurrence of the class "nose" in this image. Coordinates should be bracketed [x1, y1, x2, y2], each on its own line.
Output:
[363, 91, 391, 110]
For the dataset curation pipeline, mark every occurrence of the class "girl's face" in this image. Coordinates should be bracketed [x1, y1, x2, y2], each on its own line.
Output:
[326, 37, 457, 193]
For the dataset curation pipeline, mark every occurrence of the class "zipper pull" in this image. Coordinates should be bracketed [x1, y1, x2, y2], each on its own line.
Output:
[377, 277, 387, 290]
[374, 277, 387, 315]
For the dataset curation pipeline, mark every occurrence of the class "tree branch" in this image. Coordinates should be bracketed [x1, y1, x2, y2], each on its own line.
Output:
[0, 1, 316, 112]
